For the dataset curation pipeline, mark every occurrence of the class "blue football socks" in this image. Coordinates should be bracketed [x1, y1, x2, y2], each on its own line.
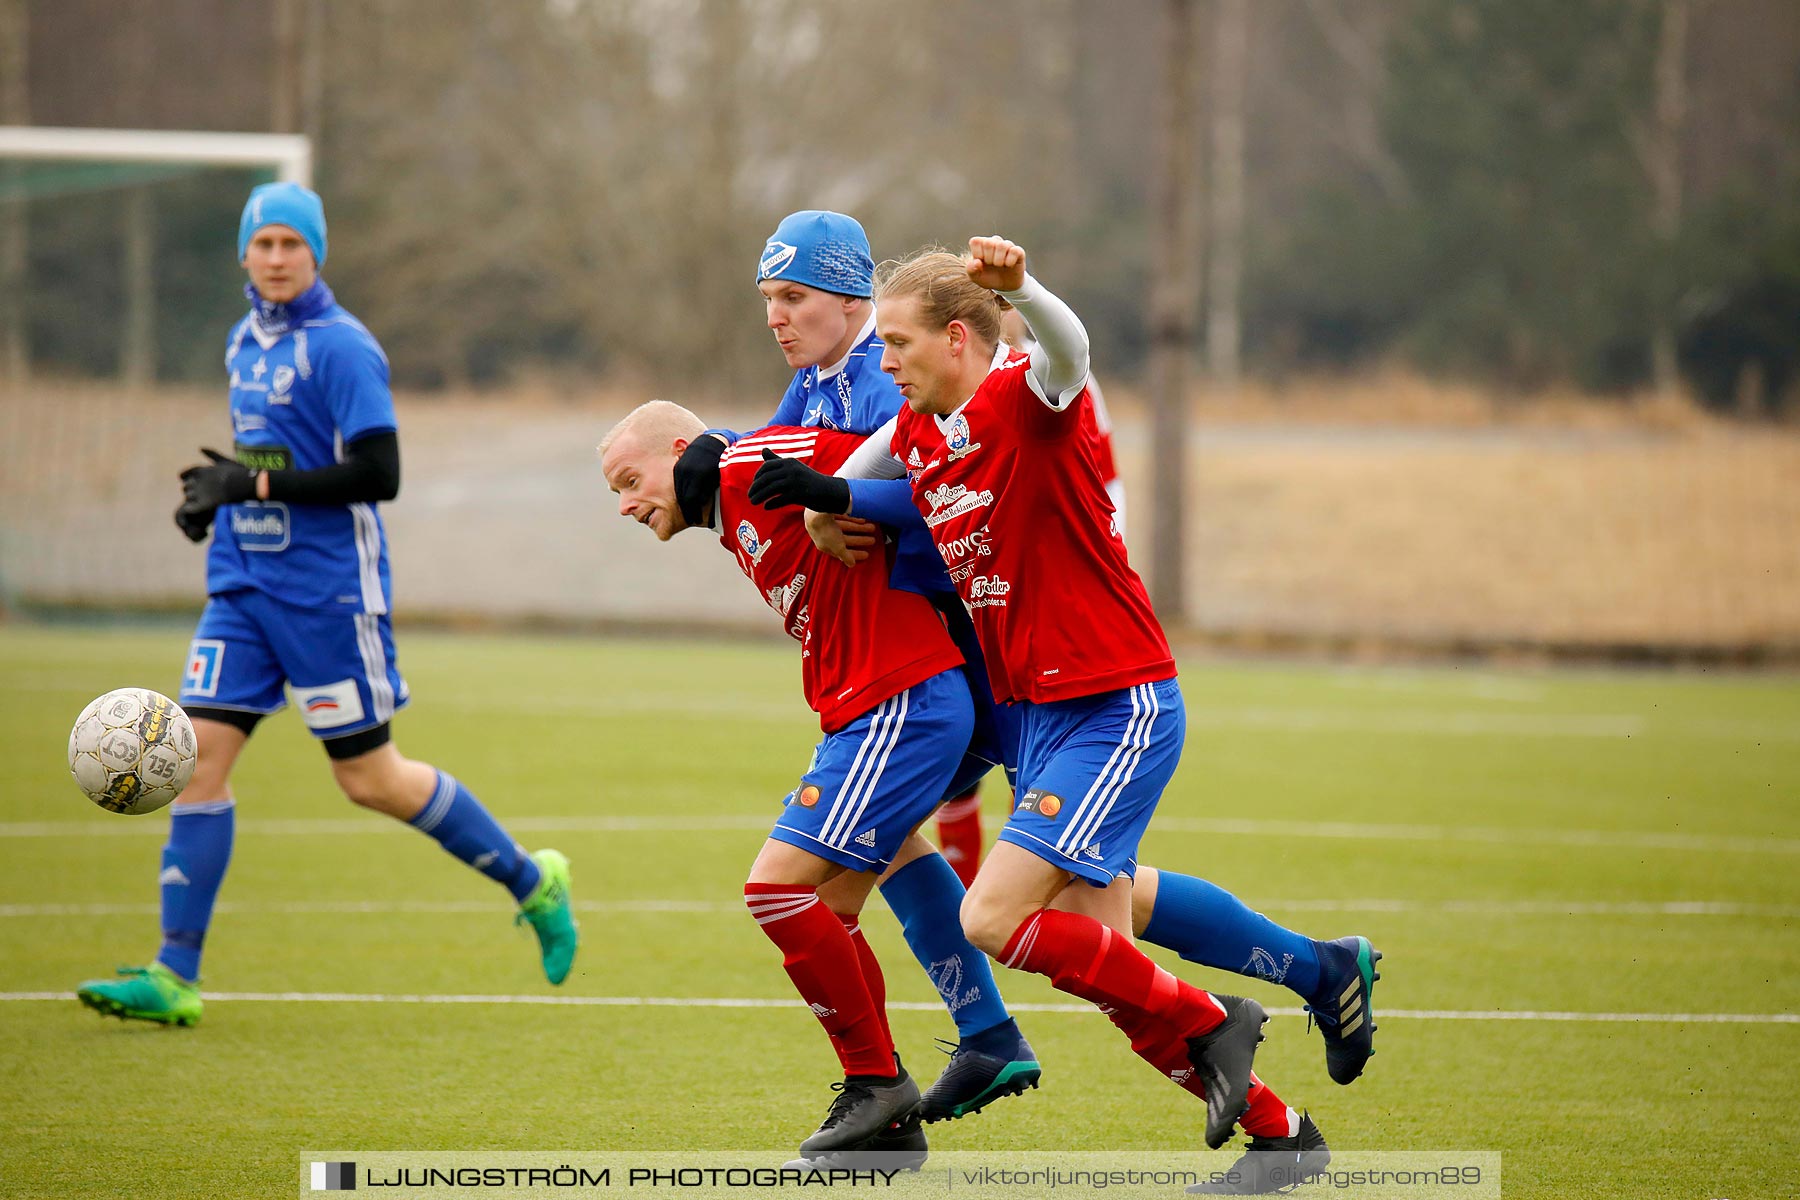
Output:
[155, 799, 236, 982]
[1140, 869, 1323, 999]
[409, 772, 541, 901]
[880, 852, 1015, 1040]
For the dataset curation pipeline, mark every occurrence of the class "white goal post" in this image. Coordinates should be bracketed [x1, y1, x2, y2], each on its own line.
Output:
[0, 126, 311, 186]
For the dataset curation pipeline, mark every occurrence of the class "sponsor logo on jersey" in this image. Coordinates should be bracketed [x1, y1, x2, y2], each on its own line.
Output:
[922, 483, 994, 528]
[937, 528, 992, 564]
[270, 364, 295, 401]
[835, 370, 855, 426]
[736, 519, 771, 566]
[233, 410, 268, 434]
[765, 572, 806, 618]
[759, 240, 798, 280]
[1016, 789, 1063, 819]
[797, 784, 821, 809]
[230, 501, 292, 552]
[965, 573, 1012, 608]
[291, 678, 367, 731]
[944, 413, 982, 462]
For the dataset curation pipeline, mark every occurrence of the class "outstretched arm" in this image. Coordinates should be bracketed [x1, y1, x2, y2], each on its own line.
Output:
[966, 236, 1090, 412]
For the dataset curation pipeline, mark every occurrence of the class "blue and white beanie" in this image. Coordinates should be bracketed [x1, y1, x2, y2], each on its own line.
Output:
[755, 210, 873, 298]
[238, 181, 328, 266]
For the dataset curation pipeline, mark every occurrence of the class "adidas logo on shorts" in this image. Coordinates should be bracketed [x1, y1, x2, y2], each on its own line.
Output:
[855, 829, 878, 848]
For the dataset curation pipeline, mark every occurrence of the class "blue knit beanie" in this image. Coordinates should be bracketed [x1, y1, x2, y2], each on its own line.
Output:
[238, 181, 328, 266]
[755, 210, 873, 298]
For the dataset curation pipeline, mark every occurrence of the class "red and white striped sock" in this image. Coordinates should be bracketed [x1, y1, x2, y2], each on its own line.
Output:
[745, 882, 894, 1077]
[1001, 908, 1228, 1036]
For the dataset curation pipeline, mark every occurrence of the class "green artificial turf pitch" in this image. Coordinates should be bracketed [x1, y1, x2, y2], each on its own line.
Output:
[2, 624, 1796, 1198]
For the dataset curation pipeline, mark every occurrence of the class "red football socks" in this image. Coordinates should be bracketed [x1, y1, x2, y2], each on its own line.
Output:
[746, 883, 894, 1077]
[836, 910, 891, 1045]
[935, 790, 985, 888]
[1002, 909, 1227, 1036]
[1238, 1074, 1297, 1138]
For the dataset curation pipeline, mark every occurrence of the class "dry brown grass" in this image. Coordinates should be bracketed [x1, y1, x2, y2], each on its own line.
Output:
[5, 378, 1797, 650]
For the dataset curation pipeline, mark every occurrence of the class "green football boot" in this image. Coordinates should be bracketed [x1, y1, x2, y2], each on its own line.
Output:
[76, 963, 203, 1027]
[515, 848, 578, 985]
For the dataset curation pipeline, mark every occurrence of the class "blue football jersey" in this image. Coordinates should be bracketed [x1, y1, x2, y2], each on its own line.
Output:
[761, 316, 947, 596]
[205, 280, 397, 613]
[768, 314, 900, 434]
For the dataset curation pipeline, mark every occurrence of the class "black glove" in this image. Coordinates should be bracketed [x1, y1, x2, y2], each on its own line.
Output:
[180, 447, 258, 512]
[175, 448, 257, 542]
[747, 448, 852, 513]
[674, 433, 728, 526]
[173, 502, 213, 543]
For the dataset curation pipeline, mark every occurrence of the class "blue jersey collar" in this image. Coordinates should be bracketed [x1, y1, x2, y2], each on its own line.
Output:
[245, 277, 335, 338]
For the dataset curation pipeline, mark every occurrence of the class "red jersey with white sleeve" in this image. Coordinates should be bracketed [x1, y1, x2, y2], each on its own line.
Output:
[889, 350, 1173, 706]
[717, 426, 964, 732]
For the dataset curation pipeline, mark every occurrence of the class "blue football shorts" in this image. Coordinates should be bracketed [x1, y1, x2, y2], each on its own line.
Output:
[179, 588, 409, 741]
[771, 666, 974, 872]
[998, 676, 1185, 887]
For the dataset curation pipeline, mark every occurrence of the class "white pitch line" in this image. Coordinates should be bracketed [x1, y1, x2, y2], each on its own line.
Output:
[0, 815, 774, 839]
[15, 991, 1799, 1024]
[6, 897, 1796, 919]
[6, 812, 1797, 855]
[1150, 817, 1800, 856]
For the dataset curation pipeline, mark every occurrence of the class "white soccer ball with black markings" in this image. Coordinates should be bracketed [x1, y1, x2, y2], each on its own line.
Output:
[67, 689, 198, 815]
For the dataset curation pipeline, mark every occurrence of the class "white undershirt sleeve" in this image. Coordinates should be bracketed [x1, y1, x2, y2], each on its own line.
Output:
[997, 273, 1090, 411]
[837, 416, 907, 479]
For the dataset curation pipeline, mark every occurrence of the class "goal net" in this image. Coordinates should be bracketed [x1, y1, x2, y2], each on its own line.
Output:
[0, 127, 311, 613]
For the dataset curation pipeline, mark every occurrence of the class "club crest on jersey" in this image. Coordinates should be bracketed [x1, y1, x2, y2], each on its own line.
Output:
[922, 483, 994, 528]
[758, 240, 798, 280]
[270, 365, 295, 401]
[944, 413, 982, 462]
[736, 519, 771, 566]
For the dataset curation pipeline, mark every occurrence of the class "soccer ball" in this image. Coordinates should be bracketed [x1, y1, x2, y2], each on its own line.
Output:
[67, 689, 198, 815]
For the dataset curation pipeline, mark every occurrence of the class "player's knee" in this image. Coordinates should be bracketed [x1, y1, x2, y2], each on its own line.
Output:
[337, 771, 392, 810]
[332, 758, 403, 811]
[959, 886, 1020, 958]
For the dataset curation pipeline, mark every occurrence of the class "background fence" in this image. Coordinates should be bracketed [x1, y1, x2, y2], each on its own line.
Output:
[6, 381, 1797, 657]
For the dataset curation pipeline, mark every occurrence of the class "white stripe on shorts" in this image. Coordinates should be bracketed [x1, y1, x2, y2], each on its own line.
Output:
[1057, 682, 1159, 858]
[350, 502, 386, 616]
[820, 691, 908, 849]
[353, 612, 396, 725]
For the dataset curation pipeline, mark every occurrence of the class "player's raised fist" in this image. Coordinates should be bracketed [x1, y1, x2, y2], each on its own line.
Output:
[964, 236, 1026, 293]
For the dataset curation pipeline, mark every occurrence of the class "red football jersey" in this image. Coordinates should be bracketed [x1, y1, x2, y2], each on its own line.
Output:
[718, 426, 965, 731]
[889, 351, 1173, 705]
